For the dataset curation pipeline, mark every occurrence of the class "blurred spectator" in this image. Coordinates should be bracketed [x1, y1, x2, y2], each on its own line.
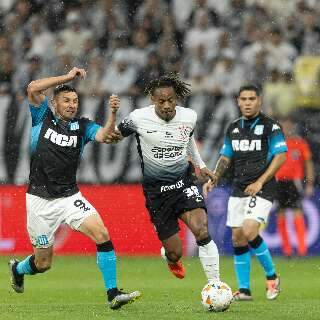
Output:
[0, 50, 14, 94]
[184, 8, 223, 59]
[59, 10, 93, 58]
[12, 55, 43, 95]
[265, 27, 297, 72]
[187, 0, 220, 27]
[245, 49, 269, 88]
[158, 14, 183, 53]
[27, 15, 55, 59]
[262, 69, 282, 115]
[77, 54, 105, 97]
[126, 28, 154, 68]
[204, 49, 245, 98]
[100, 51, 137, 96]
[157, 35, 181, 72]
[184, 44, 210, 80]
[293, 8, 320, 55]
[92, 0, 127, 41]
[135, 0, 167, 32]
[263, 70, 298, 117]
[134, 51, 165, 95]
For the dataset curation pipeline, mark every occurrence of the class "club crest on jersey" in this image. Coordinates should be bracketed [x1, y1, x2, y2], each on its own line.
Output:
[254, 125, 264, 135]
[44, 128, 77, 147]
[178, 125, 192, 141]
[70, 122, 79, 131]
[232, 139, 261, 151]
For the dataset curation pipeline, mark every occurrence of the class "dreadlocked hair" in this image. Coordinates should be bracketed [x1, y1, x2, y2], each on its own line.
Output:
[144, 73, 191, 99]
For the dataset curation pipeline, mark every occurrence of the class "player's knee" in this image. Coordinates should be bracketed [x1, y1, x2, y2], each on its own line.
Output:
[242, 227, 258, 242]
[232, 234, 247, 247]
[192, 222, 209, 241]
[93, 226, 109, 244]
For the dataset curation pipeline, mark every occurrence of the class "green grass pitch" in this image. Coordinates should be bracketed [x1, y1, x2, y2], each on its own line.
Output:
[1, 256, 319, 320]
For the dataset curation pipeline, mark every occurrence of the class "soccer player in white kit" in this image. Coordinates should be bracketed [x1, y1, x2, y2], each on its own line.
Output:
[113, 74, 221, 285]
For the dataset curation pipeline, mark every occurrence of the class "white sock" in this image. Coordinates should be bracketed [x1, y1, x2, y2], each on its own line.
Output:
[198, 240, 220, 283]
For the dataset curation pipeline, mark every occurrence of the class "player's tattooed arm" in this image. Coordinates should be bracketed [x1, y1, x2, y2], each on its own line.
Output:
[213, 156, 231, 181]
[244, 152, 286, 196]
[203, 156, 231, 197]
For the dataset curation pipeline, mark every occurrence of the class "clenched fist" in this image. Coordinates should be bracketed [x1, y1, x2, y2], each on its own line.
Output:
[108, 94, 120, 114]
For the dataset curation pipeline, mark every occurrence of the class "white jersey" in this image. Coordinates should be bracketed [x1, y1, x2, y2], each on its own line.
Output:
[118, 105, 204, 184]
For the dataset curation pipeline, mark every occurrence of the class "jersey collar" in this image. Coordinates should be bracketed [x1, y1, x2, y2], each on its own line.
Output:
[240, 112, 261, 130]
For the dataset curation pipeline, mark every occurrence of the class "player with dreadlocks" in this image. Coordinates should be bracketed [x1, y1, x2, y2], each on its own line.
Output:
[110, 74, 221, 287]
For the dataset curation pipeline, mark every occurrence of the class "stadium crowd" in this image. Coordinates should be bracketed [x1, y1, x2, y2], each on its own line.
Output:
[0, 0, 320, 183]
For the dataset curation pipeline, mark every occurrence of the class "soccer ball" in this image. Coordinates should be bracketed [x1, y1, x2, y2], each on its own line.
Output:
[201, 281, 233, 312]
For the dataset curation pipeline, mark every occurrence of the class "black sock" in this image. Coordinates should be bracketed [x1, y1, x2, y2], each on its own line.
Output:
[248, 235, 263, 249]
[29, 255, 42, 274]
[266, 274, 277, 280]
[239, 288, 251, 295]
[107, 287, 120, 301]
[196, 236, 212, 247]
[96, 240, 114, 252]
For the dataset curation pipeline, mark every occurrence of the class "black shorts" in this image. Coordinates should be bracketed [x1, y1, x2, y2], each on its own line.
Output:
[276, 180, 302, 209]
[143, 170, 206, 241]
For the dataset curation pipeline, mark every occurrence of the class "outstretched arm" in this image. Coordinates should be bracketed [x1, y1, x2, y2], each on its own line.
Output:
[244, 153, 286, 196]
[27, 67, 86, 106]
[187, 136, 218, 183]
[95, 94, 123, 144]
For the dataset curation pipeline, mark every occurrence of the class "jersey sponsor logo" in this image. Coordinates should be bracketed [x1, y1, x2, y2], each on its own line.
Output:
[44, 128, 77, 147]
[274, 141, 286, 148]
[151, 146, 184, 159]
[272, 124, 280, 131]
[160, 179, 184, 192]
[254, 125, 264, 135]
[232, 128, 240, 134]
[36, 235, 49, 246]
[70, 122, 79, 131]
[147, 130, 157, 133]
[232, 139, 262, 151]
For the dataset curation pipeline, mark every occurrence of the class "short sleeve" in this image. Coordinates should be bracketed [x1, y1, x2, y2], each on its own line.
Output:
[84, 120, 102, 144]
[219, 127, 234, 158]
[268, 122, 288, 155]
[29, 97, 49, 126]
[118, 112, 137, 137]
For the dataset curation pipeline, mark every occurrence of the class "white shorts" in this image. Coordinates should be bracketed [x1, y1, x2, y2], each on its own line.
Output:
[26, 192, 97, 248]
[226, 196, 273, 227]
